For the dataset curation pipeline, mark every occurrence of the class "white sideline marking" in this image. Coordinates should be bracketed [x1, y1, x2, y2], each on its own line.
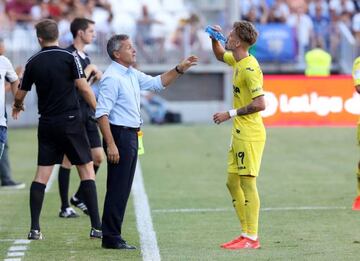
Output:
[45, 164, 59, 193]
[132, 161, 161, 261]
[152, 206, 347, 213]
[7, 253, 24, 257]
[13, 240, 30, 245]
[8, 246, 27, 252]
[3, 239, 31, 261]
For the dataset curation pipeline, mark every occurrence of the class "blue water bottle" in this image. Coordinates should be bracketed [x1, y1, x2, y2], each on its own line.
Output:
[205, 26, 227, 46]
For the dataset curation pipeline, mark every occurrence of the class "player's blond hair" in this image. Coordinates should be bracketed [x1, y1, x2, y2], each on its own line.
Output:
[233, 21, 258, 46]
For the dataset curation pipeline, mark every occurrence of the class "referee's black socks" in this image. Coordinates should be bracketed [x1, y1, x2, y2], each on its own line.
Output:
[58, 166, 71, 210]
[74, 164, 99, 201]
[30, 181, 46, 231]
[80, 179, 101, 230]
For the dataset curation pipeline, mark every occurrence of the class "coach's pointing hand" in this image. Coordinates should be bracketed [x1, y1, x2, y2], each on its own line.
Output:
[177, 55, 198, 73]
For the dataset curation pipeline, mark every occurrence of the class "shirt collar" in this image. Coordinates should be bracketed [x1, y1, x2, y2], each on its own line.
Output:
[41, 46, 60, 51]
[111, 61, 133, 75]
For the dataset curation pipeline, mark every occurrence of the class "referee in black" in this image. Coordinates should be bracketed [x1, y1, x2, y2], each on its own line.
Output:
[12, 19, 102, 240]
[57, 17, 104, 218]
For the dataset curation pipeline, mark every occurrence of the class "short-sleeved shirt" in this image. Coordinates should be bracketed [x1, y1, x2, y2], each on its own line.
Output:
[20, 46, 85, 117]
[223, 52, 266, 142]
[0, 55, 18, 127]
[352, 56, 360, 124]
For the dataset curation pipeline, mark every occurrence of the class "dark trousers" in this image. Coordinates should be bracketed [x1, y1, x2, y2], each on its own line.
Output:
[102, 125, 138, 244]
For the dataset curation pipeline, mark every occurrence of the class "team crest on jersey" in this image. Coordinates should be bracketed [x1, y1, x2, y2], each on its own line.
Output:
[246, 67, 254, 72]
[233, 85, 240, 94]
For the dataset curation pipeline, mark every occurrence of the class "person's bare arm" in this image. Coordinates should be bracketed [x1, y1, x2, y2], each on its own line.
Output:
[213, 95, 266, 124]
[75, 78, 96, 110]
[210, 25, 226, 62]
[12, 89, 27, 120]
[97, 115, 119, 164]
[212, 39, 225, 62]
[160, 55, 198, 87]
[10, 79, 19, 96]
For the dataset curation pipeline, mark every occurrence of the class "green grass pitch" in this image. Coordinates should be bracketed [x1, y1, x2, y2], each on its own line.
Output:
[0, 125, 360, 260]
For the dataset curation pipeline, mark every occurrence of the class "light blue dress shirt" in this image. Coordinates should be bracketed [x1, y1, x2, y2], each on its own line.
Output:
[95, 61, 165, 128]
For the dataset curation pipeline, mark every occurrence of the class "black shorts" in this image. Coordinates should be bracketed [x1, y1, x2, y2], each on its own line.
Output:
[37, 112, 92, 166]
[80, 103, 101, 149]
[84, 117, 102, 148]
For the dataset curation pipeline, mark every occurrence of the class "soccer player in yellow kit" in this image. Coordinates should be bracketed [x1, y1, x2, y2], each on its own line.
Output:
[210, 21, 266, 249]
[351, 57, 360, 210]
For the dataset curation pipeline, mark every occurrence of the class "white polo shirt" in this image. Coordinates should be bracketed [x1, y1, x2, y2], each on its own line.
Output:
[0, 55, 18, 127]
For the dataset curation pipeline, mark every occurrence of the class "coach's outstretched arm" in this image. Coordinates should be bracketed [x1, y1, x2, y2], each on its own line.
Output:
[210, 25, 226, 62]
[160, 55, 198, 87]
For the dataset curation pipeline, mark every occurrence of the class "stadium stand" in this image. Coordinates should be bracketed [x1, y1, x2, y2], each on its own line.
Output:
[1, 0, 360, 125]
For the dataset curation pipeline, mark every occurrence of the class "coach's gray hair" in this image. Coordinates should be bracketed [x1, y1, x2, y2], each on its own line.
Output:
[107, 34, 129, 60]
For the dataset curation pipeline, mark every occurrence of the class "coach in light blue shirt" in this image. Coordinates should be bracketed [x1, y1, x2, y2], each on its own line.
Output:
[96, 34, 197, 250]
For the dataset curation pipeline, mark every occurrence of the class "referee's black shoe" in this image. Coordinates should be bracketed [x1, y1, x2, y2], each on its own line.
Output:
[70, 196, 89, 215]
[59, 207, 79, 218]
[27, 230, 44, 240]
[90, 228, 102, 239]
[102, 238, 136, 250]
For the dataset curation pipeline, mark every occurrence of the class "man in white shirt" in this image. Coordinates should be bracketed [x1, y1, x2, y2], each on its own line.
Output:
[0, 38, 25, 189]
[0, 38, 19, 158]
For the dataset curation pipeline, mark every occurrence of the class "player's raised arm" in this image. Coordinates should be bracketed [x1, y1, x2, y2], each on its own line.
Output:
[210, 25, 226, 62]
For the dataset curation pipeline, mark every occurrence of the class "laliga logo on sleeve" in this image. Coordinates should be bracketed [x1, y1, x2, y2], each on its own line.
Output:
[344, 92, 360, 115]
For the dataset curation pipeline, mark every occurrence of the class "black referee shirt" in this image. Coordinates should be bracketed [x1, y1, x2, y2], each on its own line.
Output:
[66, 44, 92, 109]
[20, 46, 86, 117]
[66, 45, 91, 75]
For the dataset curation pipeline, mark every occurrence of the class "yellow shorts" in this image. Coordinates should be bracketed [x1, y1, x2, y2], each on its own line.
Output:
[227, 138, 265, 176]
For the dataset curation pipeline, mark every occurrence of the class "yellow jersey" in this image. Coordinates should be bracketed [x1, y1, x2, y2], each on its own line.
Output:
[223, 52, 266, 142]
[352, 57, 360, 125]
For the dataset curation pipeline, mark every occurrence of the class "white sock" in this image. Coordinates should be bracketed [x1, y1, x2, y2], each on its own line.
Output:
[241, 232, 247, 238]
[246, 234, 258, 241]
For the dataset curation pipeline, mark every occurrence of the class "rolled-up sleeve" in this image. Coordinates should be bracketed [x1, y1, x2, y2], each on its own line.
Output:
[136, 69, 164, 92]
[95, 76, 118, 118]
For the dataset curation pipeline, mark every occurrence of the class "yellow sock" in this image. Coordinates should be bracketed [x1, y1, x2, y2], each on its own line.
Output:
[357, 168, 360, 196]
[240, 176, 260, 238]
[226, 173, 247, 234]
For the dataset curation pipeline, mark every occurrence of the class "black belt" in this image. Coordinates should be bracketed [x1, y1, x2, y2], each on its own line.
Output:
[110, 124, 140, 132]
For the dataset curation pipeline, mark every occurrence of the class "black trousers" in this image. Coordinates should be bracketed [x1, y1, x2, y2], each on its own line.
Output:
[102, 125, 138, 244]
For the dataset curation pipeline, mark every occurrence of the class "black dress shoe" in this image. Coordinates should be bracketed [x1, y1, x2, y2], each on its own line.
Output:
[102, 240, 136, 250]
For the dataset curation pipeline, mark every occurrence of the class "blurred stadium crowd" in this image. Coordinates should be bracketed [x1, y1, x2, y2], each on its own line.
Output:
[0, 0, 360, 67]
